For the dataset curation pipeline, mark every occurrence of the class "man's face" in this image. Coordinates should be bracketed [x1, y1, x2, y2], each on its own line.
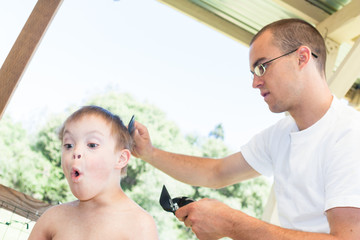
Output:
[249, 31, 300, 113]
[61, 115, 122, 201]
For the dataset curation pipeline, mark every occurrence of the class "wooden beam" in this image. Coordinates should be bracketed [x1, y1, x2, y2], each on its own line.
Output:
[317, 0, 360, 43]
[0, 184, 52, 221]
[0, 0, 63, 119]
[324, 38, 340, 80]
[157, 0, 254, 46]
[329, 36, 360, 98]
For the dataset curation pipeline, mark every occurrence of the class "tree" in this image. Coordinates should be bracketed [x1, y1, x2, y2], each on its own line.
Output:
[0, 116, 72, 204]
[209, 123, 225, 140]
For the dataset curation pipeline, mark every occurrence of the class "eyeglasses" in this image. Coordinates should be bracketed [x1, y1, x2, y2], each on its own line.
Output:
[251, 48, 318, 78]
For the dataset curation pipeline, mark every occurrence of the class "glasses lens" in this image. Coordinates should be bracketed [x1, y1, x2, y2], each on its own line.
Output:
[254, 64, 265, 77]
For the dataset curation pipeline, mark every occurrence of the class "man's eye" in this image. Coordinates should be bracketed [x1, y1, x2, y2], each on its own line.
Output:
[88, 143, 98, 148]
[64, 144, 73, 149]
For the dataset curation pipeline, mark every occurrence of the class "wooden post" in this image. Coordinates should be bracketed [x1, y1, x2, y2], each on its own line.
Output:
[0, 0, 63, 119]
[329, 36, 360, 98]
[0, 184, 52, 221]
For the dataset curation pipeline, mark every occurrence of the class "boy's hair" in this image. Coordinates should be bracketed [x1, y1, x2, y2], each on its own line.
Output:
[59, 105, 133, 177]
[250, 18, 326, 77]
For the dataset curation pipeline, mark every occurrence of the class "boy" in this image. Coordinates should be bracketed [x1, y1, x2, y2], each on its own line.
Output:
[29, 106, 158, 240]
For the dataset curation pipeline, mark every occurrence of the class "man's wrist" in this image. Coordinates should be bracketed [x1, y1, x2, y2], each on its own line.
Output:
[141, 145, 156, 163]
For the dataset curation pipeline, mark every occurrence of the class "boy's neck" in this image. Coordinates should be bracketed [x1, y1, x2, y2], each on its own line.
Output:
[77, 187, 129, 209]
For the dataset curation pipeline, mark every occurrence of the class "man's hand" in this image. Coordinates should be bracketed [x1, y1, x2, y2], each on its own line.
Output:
[175, 198, 233, 240]
[130, 121, 154, 160]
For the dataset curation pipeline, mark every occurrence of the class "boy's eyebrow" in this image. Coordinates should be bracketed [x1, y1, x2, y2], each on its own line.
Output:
[62, 129, 71, 136]
[62, 129, 105, 138]
[86, 130, 105, 137]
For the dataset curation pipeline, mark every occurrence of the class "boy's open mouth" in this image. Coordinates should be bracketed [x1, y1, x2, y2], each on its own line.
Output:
[71, 168, 82, 181]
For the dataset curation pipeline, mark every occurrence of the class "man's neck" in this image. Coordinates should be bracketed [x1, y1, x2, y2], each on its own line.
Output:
[290, 92, 333, 131]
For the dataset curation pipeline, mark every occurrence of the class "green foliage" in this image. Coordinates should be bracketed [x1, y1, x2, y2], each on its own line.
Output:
[209, 123, 225, 140]
[33, 116, 64, 167]
[0, 92, 271, 239]
[0, 116, 72, 204]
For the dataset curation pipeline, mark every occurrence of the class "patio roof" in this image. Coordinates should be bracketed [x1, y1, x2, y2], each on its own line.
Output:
[1, 0, 360, 117]
[157, 0, 360, 108]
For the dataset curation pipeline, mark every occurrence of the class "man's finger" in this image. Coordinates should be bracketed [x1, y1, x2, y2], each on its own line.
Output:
[184, 218, 192, 228]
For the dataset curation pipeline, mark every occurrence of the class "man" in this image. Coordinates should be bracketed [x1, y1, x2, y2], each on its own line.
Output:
[131, 19, 360, 239]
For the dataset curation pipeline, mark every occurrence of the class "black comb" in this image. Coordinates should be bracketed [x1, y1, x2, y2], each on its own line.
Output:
[128, 115, 135, 135]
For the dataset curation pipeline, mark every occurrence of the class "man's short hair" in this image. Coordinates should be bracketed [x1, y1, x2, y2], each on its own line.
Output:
[251, 18, 326, 76]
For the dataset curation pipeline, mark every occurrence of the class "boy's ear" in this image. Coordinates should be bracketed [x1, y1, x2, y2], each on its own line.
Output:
[115, 149, 131, 170]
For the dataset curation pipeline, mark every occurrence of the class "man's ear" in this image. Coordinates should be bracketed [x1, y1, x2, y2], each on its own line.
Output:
[115, 149, 131, 170]
[298, 46, 311, 67]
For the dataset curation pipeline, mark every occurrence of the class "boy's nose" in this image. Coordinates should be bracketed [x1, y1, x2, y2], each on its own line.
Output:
[73, 154, 81, 159]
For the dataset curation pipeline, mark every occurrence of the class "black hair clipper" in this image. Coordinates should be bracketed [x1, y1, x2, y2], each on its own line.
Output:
[159, 185, 194, 214]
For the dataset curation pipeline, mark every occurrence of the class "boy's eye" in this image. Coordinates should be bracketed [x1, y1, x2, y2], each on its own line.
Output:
[63, 143, 73, 149]
[88, 143, 98, 148]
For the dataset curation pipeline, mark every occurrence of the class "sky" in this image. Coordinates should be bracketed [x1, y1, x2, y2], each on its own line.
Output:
[0, 0, 284, 150]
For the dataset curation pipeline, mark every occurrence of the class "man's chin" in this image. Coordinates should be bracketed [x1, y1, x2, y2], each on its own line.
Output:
[268, 104, 286, 114]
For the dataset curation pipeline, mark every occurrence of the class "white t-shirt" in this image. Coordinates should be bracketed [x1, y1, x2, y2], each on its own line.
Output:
[241, 97, 360, 233]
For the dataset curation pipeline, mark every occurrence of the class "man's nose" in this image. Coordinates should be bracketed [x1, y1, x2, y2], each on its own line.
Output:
[252, 75, 264, 89]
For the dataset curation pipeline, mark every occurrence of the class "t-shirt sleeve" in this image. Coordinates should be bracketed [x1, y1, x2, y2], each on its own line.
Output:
[324, 128, 360, 211]
[241, 127, 274, 177]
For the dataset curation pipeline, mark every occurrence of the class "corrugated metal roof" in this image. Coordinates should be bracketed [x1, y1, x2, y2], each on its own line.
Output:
[307, 0, 351, 14]
[159, 0, 360, 107]
[191, 0, 298, 34]
[190, 0, 352, 34]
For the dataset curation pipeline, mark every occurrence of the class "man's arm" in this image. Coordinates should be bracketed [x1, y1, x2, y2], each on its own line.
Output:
[176, 199, 360, 240]
[131, 121, 259, 188]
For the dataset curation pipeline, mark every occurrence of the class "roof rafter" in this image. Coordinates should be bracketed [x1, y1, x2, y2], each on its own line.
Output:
[158, 0, 254, 46]
[317, 0, 360, 43]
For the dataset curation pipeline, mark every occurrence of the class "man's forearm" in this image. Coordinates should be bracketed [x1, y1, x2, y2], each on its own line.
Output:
[225, 209, 337, 240]
[143, 147, 220, 187]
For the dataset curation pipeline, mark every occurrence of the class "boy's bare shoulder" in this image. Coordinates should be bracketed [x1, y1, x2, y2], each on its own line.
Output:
[126, 202, 155, 222]
[35, 200, 80, 226]
[114, 200, 158, 239]
[28, 201, 79, 240]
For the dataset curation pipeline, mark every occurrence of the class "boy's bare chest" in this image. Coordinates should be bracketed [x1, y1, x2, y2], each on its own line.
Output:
[53, 209, 135, 240]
